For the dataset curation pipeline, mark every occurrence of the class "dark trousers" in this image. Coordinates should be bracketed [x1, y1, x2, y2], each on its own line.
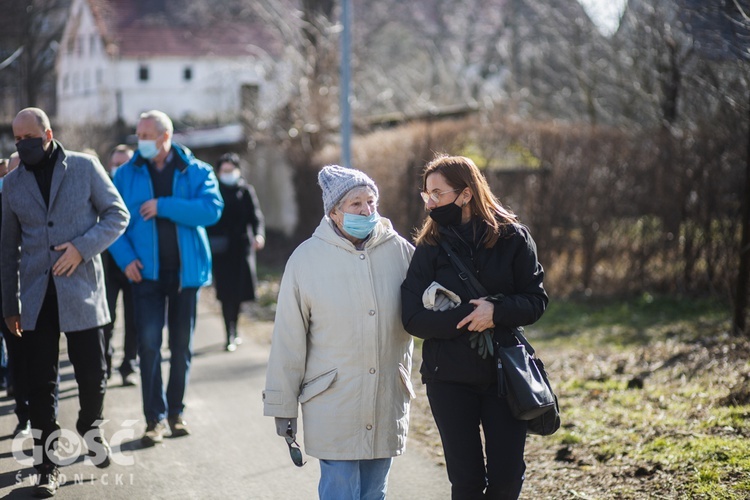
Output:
[426, 381, 527, 500]
[25, 290, 107, 470]
[103, 265, 138, 377]
[1, 323, 30, 425]
[221, 300, 240, 343]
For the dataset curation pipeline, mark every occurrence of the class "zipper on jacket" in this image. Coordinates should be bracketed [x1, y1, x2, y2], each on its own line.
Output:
[146, 168, 159, 282]
[433, 342, 441, 373]
[449, 225, 482, 278]
[173, 168, 185, 292]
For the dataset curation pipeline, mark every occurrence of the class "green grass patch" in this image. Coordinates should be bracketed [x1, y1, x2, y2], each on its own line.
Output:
[532, 293, 730, 347]
[524, 294, 750, 496]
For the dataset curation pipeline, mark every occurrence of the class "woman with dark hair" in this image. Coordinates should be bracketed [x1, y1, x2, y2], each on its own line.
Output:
[401, 154, 548, 499]
[207, 153, 265, 351]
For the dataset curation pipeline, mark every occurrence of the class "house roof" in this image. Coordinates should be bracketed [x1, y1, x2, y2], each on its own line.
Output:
[86, 0, 282, 59]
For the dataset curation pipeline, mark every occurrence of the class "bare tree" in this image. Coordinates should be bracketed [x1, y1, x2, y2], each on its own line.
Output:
[14, 0, 70, 110]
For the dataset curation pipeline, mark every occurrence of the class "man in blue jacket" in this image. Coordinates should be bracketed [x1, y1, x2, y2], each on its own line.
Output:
[108, 110, 223, 446]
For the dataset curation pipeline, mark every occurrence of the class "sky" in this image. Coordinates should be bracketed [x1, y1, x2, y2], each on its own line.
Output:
[577, 0, 629, 36]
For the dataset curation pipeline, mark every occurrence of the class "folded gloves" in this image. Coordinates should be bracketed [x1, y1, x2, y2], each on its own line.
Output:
[422, 281, 493, 359]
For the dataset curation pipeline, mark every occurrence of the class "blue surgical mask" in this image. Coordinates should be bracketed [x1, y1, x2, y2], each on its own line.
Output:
[342, 211, 380, 239]
[138, 139, 159, 160]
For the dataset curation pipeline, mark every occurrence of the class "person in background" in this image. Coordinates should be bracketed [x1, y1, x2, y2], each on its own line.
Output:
[264, 165, 414, 500]
[2, 108, 129, 496]
[108, 110, 223, 446]
[400, 155, 548, 500]
[102, 145, 139, 386]
[206, 152, 265, 351]
[8, 152, 20, 171]
[0, 159, 9, 393]
[0, 160, 6, 393]
[0, 154, 31, 437]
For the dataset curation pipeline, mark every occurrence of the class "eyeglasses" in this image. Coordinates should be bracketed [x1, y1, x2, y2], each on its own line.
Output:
[420, 188, 460, 204]
[285, 427, 306, 467]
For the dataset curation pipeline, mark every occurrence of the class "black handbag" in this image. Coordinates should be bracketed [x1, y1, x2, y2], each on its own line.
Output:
[498, 328, 561, 436]
[439, 239, 561, 436]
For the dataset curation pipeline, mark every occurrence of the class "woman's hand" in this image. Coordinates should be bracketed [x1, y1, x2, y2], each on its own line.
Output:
[457, 298, 495, 332]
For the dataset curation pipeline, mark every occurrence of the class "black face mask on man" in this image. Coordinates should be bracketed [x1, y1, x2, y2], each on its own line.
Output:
[16, 137, 47, 167]
[428, 194, 464, 227]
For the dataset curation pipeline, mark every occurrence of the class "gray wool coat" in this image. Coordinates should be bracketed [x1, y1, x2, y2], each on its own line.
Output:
[1, 144, 129, 332]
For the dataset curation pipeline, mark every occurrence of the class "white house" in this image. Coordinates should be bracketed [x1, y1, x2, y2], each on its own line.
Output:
[55, 0, 283, 127]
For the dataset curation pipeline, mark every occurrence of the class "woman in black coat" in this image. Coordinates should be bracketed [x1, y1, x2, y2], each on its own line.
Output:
[207, 153, 265, 351]
[401, 155, 548, 500]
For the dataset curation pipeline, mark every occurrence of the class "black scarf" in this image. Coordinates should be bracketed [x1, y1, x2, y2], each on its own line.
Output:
[28, 140, 60, 208]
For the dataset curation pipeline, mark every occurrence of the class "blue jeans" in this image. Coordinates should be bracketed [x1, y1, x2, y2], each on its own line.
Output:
[318, 458, 392, 500]
[132, 270, 197, 423]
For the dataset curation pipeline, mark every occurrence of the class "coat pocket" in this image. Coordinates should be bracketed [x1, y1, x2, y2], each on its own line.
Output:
[398, 363, 416, 400]
[298, 368, 338, 404]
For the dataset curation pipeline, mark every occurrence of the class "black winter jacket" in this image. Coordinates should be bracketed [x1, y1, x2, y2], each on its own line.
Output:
[401, 220, 548, 386]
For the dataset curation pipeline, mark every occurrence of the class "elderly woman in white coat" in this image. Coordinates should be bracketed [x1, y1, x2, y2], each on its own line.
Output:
[264, 165, 414, 499]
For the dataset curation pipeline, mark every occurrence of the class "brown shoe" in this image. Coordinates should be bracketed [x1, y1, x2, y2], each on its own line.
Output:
[168, 415, 191, 438]
[141, 420, 167, 446]
[122, 372, 139, 387]
[34, 467, 60, 498]
[85, 429, 112, 468]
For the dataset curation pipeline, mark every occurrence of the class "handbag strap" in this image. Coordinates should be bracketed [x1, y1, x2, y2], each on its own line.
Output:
[439, 239, 538, 357]
[510, 327, 536, 356]
[438, 239, 488, 298]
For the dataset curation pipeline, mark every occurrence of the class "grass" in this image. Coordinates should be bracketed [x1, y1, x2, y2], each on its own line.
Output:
[532, 293, 729, 347]
[521, 293, 750, 498]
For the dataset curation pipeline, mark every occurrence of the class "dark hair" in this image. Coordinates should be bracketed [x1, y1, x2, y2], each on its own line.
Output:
[217, 152, 240, 170]
[110, 144, 132, 157]
[415, 154, 517, 247]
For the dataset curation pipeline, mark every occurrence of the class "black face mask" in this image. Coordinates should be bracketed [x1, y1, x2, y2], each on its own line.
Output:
[428, 196, 463, 227]
[16, 137, 47, 167]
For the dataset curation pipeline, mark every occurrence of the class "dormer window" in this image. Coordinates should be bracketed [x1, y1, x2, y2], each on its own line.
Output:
[183, 66, 193, 81]
[139, 65, 149, 81]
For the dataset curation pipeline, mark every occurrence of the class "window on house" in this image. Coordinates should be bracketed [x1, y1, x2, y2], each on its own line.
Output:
[183, 66, 193, 81]
[90, 35, 97, 55]
[63, 74, 69, 92]
[77, 35, 84, 56]
[96, 68, 103, 85]
[139, 65, 149, 81]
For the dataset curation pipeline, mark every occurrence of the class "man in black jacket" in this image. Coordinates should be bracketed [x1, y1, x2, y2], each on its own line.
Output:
[0, 154, 31, 437]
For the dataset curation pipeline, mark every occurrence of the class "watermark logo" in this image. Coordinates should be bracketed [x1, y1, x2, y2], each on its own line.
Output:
[11, 420, 138, 468]
[16, 472, 136, 487]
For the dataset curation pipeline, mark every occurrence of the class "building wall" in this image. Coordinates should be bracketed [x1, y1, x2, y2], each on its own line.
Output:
[56, 0, 115, 123]
[115, 58, 264, 125]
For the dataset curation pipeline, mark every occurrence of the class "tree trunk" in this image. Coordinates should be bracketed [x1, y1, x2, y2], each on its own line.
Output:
[733, 90, 750, 336]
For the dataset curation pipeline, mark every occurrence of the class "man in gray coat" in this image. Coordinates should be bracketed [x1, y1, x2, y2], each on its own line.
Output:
[1, 108, 129, 497]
